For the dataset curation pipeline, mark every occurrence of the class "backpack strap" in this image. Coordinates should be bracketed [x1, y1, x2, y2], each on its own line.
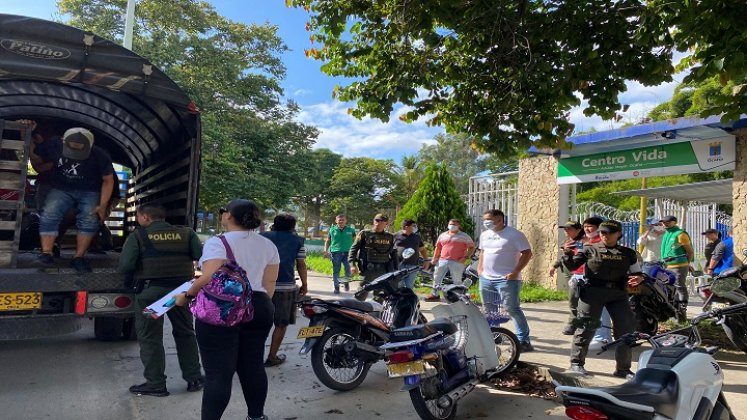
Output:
[218, 235, 236, 262]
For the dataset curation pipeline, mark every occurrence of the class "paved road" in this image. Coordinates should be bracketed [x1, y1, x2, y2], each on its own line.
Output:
[0, 273, 562, 420]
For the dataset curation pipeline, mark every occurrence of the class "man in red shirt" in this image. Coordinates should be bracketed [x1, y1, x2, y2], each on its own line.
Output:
[425, 219, 475, 301]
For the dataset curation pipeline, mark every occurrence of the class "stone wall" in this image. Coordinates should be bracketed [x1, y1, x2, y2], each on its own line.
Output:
[516, 156, 561, 288]
[732, 128, 747, 262]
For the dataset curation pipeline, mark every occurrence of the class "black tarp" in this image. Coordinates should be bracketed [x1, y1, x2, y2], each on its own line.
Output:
[0, 13, 199, 170]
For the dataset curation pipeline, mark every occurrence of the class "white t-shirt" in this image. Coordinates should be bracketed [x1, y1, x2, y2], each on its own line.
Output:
[479, 226, 531, 280]
[199, 231, 280, 293]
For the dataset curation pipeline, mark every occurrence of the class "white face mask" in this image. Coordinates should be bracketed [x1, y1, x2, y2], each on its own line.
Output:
[586, 230, 599, 238]
[652, 226, 665, 233]
[448, 224, 459, 232]
[412, 226, 418, 233]
[482, 220, 495, 230]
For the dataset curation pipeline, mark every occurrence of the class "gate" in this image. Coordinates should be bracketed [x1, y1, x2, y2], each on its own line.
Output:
[468, 171, 519, 237]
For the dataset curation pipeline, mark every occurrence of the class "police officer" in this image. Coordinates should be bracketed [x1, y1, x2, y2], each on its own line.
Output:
[562, 220, 643, 379]
[349, 213, 398, 301]
[119, 204, 204, 397]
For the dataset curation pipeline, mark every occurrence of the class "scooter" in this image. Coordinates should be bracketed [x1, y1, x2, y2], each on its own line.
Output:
[629, 258, 678, 334]
[556, 302, 747, 420]
[297, 248, 427, 391]
[380, 282, 520, 420]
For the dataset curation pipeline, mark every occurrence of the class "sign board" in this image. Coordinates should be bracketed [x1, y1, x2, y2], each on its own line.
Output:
[557, 136, 735, 184]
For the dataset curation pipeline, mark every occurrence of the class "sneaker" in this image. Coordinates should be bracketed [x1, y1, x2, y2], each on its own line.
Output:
[344, 283, 350, 292]
[333, 288, 340, 295]
[70, 257, 92, 273]
[519, 341, 534, 352]
[612, 369, 635, 381]
[567, 364, 591, 377]
[129, 383, 169, 397]
[38, 252, 54, 265]
[424, 294, 441, 302]
[186, 377, 204, 392]
[588, 339, 609, 352]
[561, 325, 575, 335]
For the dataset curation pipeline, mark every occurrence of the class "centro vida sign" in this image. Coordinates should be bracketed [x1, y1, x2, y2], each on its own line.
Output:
[557, 136, 735, 184]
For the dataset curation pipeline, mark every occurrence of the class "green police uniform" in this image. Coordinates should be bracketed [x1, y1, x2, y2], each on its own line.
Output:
[119, 220, 203, 389]
[563, 238, 641, 373]
[348, 229, 398, 301]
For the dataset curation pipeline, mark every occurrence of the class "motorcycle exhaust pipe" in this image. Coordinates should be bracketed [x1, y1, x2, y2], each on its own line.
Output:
[343, 341, 384, 362]
[437, 379, 479, 409]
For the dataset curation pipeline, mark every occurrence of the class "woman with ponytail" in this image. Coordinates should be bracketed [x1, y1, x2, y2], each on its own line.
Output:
[176, 199, 279, 420]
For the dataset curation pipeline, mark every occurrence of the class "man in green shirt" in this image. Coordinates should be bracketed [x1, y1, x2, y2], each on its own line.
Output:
[324, 214, 356, 294]
[119, 204, 204, 397]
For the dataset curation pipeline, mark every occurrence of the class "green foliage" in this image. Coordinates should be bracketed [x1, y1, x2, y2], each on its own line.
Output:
[396, 162, 474, 245]
[58, 0, 318, 212]
[289, 0, 674, 153]
[295, 148, 343, 235]
[414, 282, 565, 303]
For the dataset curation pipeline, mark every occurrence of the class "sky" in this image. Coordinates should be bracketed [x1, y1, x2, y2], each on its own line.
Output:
[1, 0, 682, 163]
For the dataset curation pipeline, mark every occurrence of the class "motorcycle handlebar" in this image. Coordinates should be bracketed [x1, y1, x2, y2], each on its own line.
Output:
[693, 301, 747, 324]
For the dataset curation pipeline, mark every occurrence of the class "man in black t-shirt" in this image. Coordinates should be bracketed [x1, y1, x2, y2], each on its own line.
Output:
[393, 219, 430, 289]
[35, 127, 115, 272]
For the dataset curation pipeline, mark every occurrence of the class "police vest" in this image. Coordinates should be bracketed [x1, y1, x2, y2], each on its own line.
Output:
[134, 225, 194, 280]
[362, 230, 394, 264]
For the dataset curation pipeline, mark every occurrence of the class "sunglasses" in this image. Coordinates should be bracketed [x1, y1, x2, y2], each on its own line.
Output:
[374, 218, 388, 222]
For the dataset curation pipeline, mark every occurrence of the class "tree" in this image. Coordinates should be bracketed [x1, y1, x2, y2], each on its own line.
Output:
[58, 0, 318, 211]
[326, 157, 402, 227]
[289, 0, 674, 153]
[395, 162, 474, 245]
[294, 148, 343, 235]
[398, 155, 424, 199]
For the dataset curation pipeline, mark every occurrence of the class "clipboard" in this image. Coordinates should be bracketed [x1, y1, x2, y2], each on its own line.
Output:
[142, 280, 194, 319]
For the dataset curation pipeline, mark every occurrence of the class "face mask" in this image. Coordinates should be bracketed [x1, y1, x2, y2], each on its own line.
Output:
[652, 226, 665, 233]
[586, 230, 599, 238]
[448, 224, 459, 232]
[482, 220, 495, 230]
[412, 226, 418, 233]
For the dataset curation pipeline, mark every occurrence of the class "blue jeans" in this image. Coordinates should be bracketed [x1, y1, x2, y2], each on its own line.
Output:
[399, 264, 418, 289]
[593, 308, 613, 342]
[331, 251, 351, 289]
[39, 188, 101, 236]
[479, 276, 530, 343]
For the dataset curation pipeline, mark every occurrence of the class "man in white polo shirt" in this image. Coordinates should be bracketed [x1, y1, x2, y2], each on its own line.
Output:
[477, 209, 534, 352]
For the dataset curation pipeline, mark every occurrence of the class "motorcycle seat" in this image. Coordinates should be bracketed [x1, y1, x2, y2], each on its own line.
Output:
[593, 368, 679, 419]
[330, 299, 378, 312]
[389, 317, 458, 342]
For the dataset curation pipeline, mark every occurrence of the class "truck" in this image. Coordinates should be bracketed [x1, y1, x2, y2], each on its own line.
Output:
[0, 14, 201, 340]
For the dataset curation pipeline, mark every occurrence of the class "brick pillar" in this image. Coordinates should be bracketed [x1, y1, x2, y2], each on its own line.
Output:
[732, 128, 747, 262]
[517, 155, 562, 288]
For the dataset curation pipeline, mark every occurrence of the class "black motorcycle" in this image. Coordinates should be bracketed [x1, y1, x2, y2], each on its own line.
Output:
[628, 258, 678, 334]
[297, 263, 427, 391]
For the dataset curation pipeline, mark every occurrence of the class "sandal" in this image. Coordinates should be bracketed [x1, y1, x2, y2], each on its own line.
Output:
[264, 354, 286, 367]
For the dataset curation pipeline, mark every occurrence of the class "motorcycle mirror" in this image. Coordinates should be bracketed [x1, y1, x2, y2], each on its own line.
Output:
[742, 248, 747, 257]
[711, 277, 741, 296]
[402, 248, 416, 259]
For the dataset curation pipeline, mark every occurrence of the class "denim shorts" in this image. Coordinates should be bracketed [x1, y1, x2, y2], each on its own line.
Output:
[39, 188, 101, 236]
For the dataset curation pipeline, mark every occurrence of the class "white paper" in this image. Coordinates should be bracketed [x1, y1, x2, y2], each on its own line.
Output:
[142, 280, 194, 319]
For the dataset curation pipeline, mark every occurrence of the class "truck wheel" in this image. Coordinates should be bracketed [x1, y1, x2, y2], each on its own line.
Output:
[122, 317, 138, 341]
[94, 317, 124, 341]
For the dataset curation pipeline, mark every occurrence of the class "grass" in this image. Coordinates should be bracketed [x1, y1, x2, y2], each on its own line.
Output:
[307, 252, 566, 303]
[659, 318, 734, 349]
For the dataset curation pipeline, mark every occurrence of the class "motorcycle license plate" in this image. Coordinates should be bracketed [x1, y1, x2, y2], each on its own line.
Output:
[627, 286, 640, 294]
[0, 292, 42, 311]
[387, 360, 425, 378]
[297, 325, 325, 339]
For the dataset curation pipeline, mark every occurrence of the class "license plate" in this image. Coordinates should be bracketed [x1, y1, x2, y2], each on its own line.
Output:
[627, 286, 640, 294]
[0, 292, 42, 311]
[297, 325, 325, 339]
[387, 360, 425, 378]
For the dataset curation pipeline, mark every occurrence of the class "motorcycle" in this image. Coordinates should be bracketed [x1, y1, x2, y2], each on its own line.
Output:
[629, 258, 678, 334]
[556, 302, 746, 420]
[697, 249, 747, 353]
[297, 248, 427, 391]
[380, 282, 520, 420]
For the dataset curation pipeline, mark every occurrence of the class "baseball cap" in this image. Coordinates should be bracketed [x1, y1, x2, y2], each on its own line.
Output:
[583, 216, 604, 227]
[659, 215, 677, 223]
[373, 213, 389, 222]
[559, 221, 583, 229]
[702, 228, 719, 235]
[598, 220, 622, 233]
[62, 127, 94, 160]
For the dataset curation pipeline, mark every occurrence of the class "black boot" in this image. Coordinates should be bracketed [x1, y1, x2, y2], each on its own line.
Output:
[675, 301, 688, 324]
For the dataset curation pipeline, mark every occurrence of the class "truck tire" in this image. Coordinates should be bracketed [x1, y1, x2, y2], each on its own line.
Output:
[94, 317, 124, 341]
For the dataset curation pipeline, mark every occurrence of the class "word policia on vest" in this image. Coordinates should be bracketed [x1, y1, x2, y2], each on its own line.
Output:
[148, 232, 183, 241]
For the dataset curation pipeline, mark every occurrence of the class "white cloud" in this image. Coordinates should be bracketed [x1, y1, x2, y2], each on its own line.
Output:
[292, 88, 312, 97]
[297, 101, 442, 160]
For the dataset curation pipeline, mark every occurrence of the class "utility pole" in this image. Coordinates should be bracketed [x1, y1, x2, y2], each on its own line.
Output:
[123, 0, 136, 50]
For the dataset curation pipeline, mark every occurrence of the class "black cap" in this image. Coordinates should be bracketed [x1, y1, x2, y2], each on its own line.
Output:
[702, 228, 719, 235]
[659, 215, 677, 223]
[599, 220, 622, 233]
[559, 221, 583, 229]
[583, 216, 604, 227]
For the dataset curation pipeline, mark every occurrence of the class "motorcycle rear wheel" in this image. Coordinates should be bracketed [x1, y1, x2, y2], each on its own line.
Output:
[634, 308, 658, 336]
[409, 380, 457, 420]
[310, 327, 371, 391]
[722, 313, 747, 354]
[491, 327, 520, 374]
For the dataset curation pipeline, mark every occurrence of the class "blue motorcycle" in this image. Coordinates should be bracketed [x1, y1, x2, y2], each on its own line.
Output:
[629, 259, 678, 334]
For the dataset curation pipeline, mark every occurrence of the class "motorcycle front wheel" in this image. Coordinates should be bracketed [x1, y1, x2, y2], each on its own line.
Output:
[491, 327, 520, 374]
[633, 307, 658, 336]
[310, 327, 371, 391]
[409, 377, 457, 420]
[722, 312, 747, 354]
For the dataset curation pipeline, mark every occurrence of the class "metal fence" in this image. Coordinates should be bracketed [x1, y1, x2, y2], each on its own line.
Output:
[468, 172, 519, 237]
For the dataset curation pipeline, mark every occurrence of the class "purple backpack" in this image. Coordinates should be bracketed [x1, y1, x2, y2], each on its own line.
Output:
[190, 236, 254, 326]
